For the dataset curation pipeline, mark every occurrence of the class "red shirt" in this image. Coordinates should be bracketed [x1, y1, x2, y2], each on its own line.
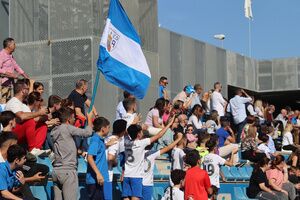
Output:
[184, 166, 211, 200]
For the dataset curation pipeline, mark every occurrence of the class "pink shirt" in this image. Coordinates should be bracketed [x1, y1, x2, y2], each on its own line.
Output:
[0, 49, 24, 85]
[266, 168, 284, 188]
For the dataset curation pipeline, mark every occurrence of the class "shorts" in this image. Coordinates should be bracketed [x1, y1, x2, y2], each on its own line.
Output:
[122, 177, 143, 198]
[141, 185, 153, 200]
[104, 181, 112, 200]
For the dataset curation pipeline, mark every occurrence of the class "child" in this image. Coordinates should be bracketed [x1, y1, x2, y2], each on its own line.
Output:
[0, 144, 26, 200]
[171, 135, 187, 170]
[195, 133, 210, 160]
[257, 134, 274, 159]
[161, 169, 186, 200]
[0, 111, 16, 133]
[51, 107, 93, 200]
[203, 139, 236, 199]
[184, 150, 212, 200]
[105, 119, 127, 199]
[142, 132, 183, 200]
[86, 117, 117, 200]
[122, 116, 175, 200]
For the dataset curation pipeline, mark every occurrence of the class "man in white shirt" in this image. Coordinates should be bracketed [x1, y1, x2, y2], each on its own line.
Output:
[173, 85, 195, 110]
[115, 91, 134, 120]
[227, 88, 252, 143]
[211, 82, 227, 117]
[5, 79, 48, 155]
[203, 139, 235, 198]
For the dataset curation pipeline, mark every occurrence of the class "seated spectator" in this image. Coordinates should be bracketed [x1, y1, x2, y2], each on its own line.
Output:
[5, 80, 48, 156]
[173, 85, 196, 110]
[0, 111, 16, 133]
[145, 98, 165, 135]
[282, 123, 299, 152]
[275, 109, 288, 129]
[257, 134, 274, 159]
[266, 155, 296, 200]
[196, 133, 210, 159]
[188, 104, 204, 130]
[246, 97, 257, 116]
[254, 100, 265, 122]
[173, 114, 187, 135]
[161, 169, 185, 200]
[287, 149, 300, 168]
[247, 157, 287, 200]
[216, 117, 239, 165]
[33, 82, 44, 96]
[116, 91, 134, 120]
[184, 150, 212, 199]
[0, 144, 27, 200]
[205, 110, 220, 134]
[162, 99, 172, 124]
[265, 105, 276, 123]
[185, 125, 197, 149]
[190, 84, 202, 109]
[241, 125, 266, 163]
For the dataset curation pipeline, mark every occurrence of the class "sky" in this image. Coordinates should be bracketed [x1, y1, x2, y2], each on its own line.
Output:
[158, 0, 300, 60]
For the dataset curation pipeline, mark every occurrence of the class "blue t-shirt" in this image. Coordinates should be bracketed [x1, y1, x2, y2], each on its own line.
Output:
[86, 133, 109, 184]
[216, 127, 229, 147]
[158, 85, 165, 98]
[0, 161, 20, 191]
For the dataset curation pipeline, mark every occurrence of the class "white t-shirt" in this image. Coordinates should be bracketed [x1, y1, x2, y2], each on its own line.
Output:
[205, 120, 219, 134]
[257, 143, 271, 158]
[142, 150, 160, 186]
[122, 112, 136, 128]
[124, 137, 151, 178]
[119, 136, 125, 153]
[171, 148, 185, 170]
[161, 187, 184, 200]
[105, 135, 120, 182]
[202, 153, 226, 188]
[282, 131, 293, 146]
[211, 91, 226, 117]
[0, 152, 5, 163]
[5, 97, 31, 113]
[116, 101, 126, 120]
[188, 114, 203, 130]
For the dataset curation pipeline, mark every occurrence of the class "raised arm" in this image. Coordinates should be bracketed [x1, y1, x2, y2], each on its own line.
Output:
[159, 133, 183, 155]
[150, 116, 175, 144]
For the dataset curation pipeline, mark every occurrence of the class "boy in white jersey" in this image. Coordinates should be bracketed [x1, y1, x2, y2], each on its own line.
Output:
[202, 139, 236, 199]
[142, 132, 183, 200]
[171, 135, 187, 170]
[105, 119, 127, 199]
[161, 169, 185, 200]
[122, 116, 175, 200]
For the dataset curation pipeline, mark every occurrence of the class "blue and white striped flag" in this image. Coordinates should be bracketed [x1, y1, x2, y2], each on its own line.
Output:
[97, 0, 151, 99]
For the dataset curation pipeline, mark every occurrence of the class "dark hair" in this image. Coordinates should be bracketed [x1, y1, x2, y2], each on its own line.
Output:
[75, 79, 88, 89]
[254, 156, 270, 172]
[0, 132, 18, 148]
[194, 84, 202, 90]
[159, 76, 167, 83]
[0, 111, 16, 127]
[170, 169, 186, 185]
[3, 38, 14, 49]
[258, 134, 269, 143]
[113, 119, 127, 135]
[7, 144, 26, 163]
[246, 115, 256, 124]
[191, 104, 203, 115]
[206, 139, 217, 152]
[123, 91, 132, 99]
[220, 116, 230, 127]
[22, 78, 30, 87]
[93, 117, 110, 132]
[123, 98, 136, 112]
[185, 149, 200, 167]
[153, 98, 166, 116]
[235, 88, 243, 95]
[57, 107, 75, 123]
[197, 133, 210, 146]
[271, 155, 285, 169]
[209, 110, 219, 123]
[61, 98, 74, 108]
[33, 82, 44, 91]
[127, 124, 142, 140]
[13, 79, 27, 94]
[27, 92, 42, 105]
[48, 95, 62, 108]
[213, 82, 220, 89]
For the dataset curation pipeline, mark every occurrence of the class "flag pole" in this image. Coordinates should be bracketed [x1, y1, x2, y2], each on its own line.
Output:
[88, 69, 101, 113]
[248, 19, 252, 57]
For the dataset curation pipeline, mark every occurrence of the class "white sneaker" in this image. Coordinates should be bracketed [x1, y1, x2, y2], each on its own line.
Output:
[30, 148, 51, 156]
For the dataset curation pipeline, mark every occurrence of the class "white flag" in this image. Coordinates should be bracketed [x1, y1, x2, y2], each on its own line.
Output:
[244, 0, 253, 19]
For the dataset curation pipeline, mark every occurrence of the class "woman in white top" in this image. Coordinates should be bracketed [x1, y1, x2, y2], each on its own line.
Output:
[145, 98, 165, 135]
[254, 100, 265, 120]
[188, 104, 204, 130]
[282, 123, 299, 152]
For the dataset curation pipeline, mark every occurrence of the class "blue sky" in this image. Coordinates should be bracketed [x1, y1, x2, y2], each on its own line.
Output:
[158, 0, 300, 59]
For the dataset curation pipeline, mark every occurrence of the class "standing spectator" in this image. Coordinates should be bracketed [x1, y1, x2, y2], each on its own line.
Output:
[246, 157, 287, 200]
[68, 79, 98, 154]
[158, 76, 169, 100]
[173, 85, 195, 110]
[0, 38, 29, 103]
[265, 105, 275, 123]
[205, 110, 220, 134]
[266, 155, 296, 200]
[190, 84, 203, 109]
[211, 82, 227, 117]
[161, 169, 185, 200]
[116, 91, 134, 120]
[184, 150, 212, 200]
[275, 109, 288, 129]
[33, 82, 44, 96]
[228, 89, 252, 143]
[254, 100, 265, 121]
[122, 98, 141, 128]
[171, 135, 187, 170]
[5, 80, 48, 155]
[201, 91, 212, 114]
